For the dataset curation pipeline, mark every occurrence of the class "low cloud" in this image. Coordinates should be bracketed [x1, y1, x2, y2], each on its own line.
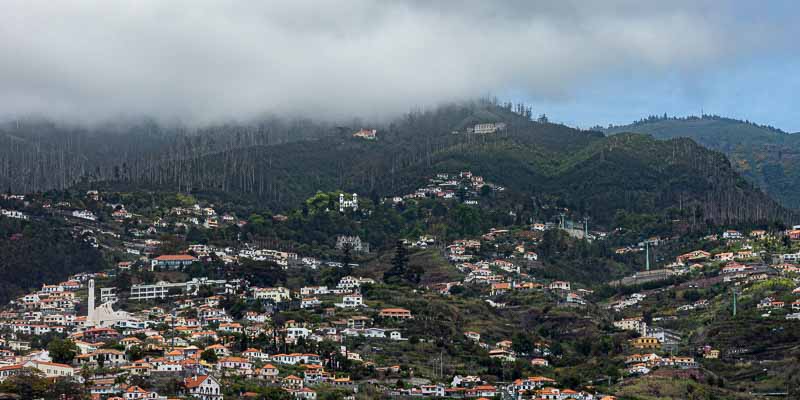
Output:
[0, 0, 791, 125]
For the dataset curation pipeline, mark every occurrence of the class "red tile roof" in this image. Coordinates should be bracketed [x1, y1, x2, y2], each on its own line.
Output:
[155, 254, 196, 261]
[184, 375, 209, 388]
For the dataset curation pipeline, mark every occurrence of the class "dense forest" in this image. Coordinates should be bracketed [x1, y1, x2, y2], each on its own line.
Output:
[604, 115, 800, 209]
[0, 117, 336, 193]
[0, 218, 107, 303]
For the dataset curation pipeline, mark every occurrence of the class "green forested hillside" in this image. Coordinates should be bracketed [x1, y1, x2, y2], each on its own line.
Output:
[604, 115, 800, 209]
[5, 103, 794, 227]
[0, 218, 107, 303]
[110, 104, 794, 226]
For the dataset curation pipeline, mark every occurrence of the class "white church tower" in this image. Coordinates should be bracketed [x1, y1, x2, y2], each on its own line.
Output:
[84, 278, 136, 328]
[87, 279, 96, 326]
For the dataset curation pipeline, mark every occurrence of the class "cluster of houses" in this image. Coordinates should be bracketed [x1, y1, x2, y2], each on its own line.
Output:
[388, 171, 503, 207]
[757, 296, 800, 320]
[6, 187, 800, 399]
[0, 208, 28, 220]
[625, 353, 698, 376]
[166, 203, 241, 230]
[608, 293, 646, 311]
[442, 228, 587, 309]
[0, 266, 420, 398]
[0, 202, 617, 400]
[122, 240, 309, 272]
[609, 316, 695, 372]
[395, 372, 617, 399]
[604, 226, 800, 376]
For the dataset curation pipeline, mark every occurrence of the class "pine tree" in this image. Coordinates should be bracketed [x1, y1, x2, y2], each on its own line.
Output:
[384, 240, 409, 284]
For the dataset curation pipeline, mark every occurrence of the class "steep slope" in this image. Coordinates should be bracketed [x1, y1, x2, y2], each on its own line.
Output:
[604, 116, 800, 209]
[0, 217, 107, 303]
[113, 105, 794, 226]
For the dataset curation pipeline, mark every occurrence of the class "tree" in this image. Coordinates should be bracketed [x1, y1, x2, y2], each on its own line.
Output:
[258, 387, 293, 399]
[403, 261, 423, 285]
[340, 242, 354, 277]
[112, 271, 132, 290]
[683, 289, 702, 302]
[47, 377, 86, 399]
[201, 349, 218, 364]
[511, 333, 534, 354]
[126, 346, 144, 362]
[48, 338, 78, 364]
[384, 241, 409, 284]
[319, 389, 350, 400]
[186, 227, 208, 244]
[0, 370, 49, 399]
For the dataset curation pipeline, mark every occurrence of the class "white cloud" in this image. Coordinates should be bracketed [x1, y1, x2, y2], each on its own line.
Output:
[0, 0, 789, 125]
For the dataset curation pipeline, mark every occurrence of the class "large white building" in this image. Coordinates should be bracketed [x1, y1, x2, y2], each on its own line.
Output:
[613, 317, 647, 335]
[252, 287, 290, 303]
[129, 278, 226, 301]
[23, 360, 74, 378]
[336, 236, 369, 253]
[130, 281, 184, 301]
[469, 122, 507, 134]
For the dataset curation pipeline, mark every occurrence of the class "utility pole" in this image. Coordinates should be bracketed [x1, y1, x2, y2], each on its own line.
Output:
[732, 287, 737, 317]
[440, 349, 444, 379]
[583, 217, 589, 239]
[645, 241, 650, 271]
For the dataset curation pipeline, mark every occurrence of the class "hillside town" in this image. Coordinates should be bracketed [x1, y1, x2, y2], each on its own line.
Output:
[1, 181, 800, 399]
[4, 3, 800, 398]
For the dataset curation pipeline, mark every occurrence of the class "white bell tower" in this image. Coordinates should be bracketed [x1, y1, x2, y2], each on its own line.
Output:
[87, 279, 96, 325]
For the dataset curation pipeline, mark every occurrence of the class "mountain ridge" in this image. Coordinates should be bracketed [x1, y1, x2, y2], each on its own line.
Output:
[603, 115, 800, 209]
[93, 105, 795, 226]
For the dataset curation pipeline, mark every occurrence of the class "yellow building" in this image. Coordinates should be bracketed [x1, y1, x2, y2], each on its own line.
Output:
[630, 336, 661, 349]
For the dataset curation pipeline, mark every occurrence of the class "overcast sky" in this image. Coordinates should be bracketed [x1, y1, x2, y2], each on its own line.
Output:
[1, 1, 798, 130]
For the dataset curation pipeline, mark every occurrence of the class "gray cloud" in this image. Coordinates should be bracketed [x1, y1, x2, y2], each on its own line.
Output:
[0, 0, 791, 125]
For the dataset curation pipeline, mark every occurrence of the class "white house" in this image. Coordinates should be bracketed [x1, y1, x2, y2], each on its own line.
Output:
[335, 294, 363, 309]
[184, 375, 222, 400]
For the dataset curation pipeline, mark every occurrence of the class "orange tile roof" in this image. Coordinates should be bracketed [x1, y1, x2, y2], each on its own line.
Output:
[155, 254, 196, 261]
[184, 375, 209, 388]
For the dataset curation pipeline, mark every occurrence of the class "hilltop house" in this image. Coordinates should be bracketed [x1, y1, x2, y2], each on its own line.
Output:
[353, 128, 377, 140]
[467, 122, 507, 134]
